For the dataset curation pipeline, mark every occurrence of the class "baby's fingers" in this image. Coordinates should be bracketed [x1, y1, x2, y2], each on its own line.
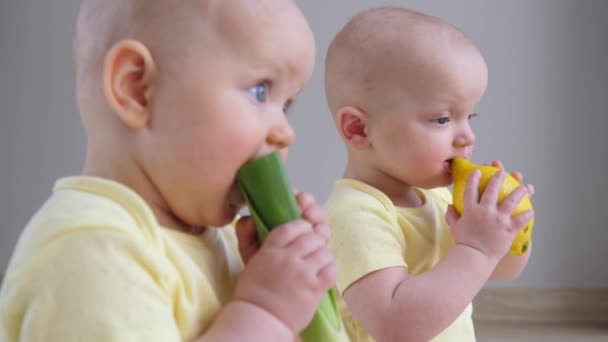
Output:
[525, 184, 535, 197]
[288, 232, 326, 257]
[445, 205, 460, 227]
[491, 160, 504, 169]
[306, 249, 337, 288]
[313, 223, 331, 244]
[490, 160, 525, 184]
[235, 216, 259, 263]
[265, 220, 312, 248]
[301, 203, 327, 227]
[480, 170, 505, 206]
[498, 185, 527, 215]
[296, 191, 316, 213]
[512, 209, 535, 231]
[511, 170, 523, 183]
[318, 262, 338, 290]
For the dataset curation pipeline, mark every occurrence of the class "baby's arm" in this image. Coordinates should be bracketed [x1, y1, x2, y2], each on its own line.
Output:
[197, 301, 294, 341]
[196, 193, 335, 342]
[490, 244, 531, 281]
[343, 170, 534, 341]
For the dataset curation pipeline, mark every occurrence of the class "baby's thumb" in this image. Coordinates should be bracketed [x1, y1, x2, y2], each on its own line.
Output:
[235, 216, 260, 263]
[445, 205, 459, 227]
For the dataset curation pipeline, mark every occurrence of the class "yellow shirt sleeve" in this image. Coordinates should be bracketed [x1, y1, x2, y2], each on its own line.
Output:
[326, 181, 476, 342]
[327, 180, 407, 294]
[430, 187, 452, 205]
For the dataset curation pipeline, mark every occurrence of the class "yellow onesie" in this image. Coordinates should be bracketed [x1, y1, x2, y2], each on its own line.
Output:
[0, 177, 243, 342]
[327, 179, 475, 342]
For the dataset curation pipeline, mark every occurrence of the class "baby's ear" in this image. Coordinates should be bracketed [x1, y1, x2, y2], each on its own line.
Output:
[103, 40, 157, 129]
[336, 106, 371, 149]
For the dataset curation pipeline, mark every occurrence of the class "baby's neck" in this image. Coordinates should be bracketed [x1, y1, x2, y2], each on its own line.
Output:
[81, 145, 204, 235]
[389, 189, 425, 208]
[343, 161, 424, 208]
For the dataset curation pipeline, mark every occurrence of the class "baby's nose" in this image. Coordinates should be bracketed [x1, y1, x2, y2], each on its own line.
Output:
[454, 128, 476, 147]
[266, 122, 295, 149]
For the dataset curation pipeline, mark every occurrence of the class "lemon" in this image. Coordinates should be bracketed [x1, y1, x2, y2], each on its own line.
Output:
[451, 157, 534, 256]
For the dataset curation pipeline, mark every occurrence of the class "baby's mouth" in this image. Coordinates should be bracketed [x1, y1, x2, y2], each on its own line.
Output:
[227, 183, 246, 213]
[445, 159, 454, 174]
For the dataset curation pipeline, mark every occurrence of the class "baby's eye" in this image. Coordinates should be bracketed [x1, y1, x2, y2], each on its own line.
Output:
[468, 113, 479, 120]
[434, 117, 450, 125]
[249, 83, 269, 103]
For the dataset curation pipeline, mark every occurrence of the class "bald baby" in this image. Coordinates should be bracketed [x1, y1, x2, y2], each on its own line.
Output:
[73, 0, 316, 231]
[324, 7, 498, 342]
[0, 0, 338, 341]
[325, 7, 483, 119]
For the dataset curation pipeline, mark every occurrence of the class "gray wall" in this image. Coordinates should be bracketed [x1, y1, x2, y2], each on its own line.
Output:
[0, 0, 85, 272]
[1, 1, 607, 288]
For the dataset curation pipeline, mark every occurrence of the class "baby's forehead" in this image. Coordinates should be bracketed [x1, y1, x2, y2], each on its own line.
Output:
[209, 2, 315, 75]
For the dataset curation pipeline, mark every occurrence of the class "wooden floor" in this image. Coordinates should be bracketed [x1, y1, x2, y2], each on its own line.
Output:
[473, 288, 608, 341]
[475, 321, 608, 341]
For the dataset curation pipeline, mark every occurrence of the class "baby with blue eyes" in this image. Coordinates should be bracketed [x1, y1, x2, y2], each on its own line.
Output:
[324, 6, 533, 342]
[0, 0, 336, 341]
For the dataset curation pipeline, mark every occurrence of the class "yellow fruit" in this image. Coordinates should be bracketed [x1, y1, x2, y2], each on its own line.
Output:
[451, 157, 534, 256]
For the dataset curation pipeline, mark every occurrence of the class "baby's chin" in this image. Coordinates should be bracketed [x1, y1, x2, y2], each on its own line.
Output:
[416, 166, 453, 189]
[192, 185, 245, 229]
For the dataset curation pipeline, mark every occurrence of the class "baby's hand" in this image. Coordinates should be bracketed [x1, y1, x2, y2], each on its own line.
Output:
[490, 160, 535, 197]
[446, 169, 535, 261]
[233, 192, 336, 334]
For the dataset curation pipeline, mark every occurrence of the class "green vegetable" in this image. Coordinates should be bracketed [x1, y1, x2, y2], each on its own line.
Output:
[237, 151, 349, 342]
